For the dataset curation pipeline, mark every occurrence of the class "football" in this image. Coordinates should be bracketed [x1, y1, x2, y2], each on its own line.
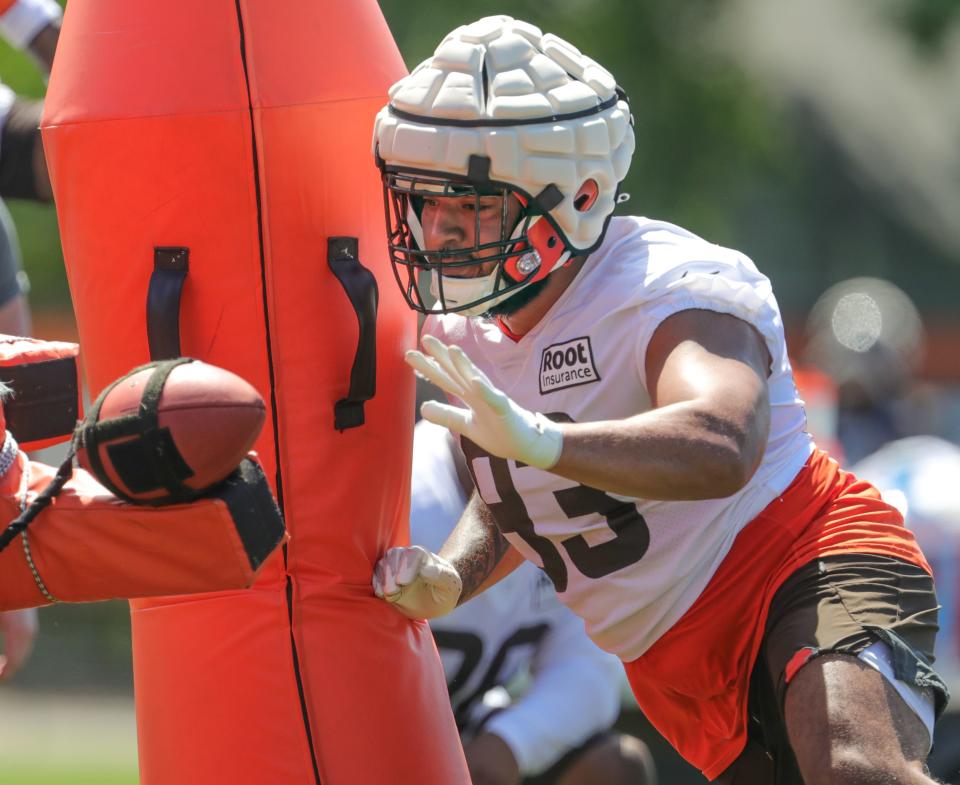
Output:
[77, 359, 266, 504]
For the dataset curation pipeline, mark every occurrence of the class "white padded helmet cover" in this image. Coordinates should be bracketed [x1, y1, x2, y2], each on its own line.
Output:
[373, 15, 635, 253]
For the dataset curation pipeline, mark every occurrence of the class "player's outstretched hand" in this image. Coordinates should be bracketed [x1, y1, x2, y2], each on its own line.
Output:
[406, 335, 563, 470]
[372, 545, 462, 620]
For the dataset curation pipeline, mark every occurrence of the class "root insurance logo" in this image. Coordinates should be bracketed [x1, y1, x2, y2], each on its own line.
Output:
[539, 337, 600, 394]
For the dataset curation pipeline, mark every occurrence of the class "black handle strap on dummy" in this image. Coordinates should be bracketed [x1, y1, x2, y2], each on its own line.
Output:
[147, 247, 189, 361]
[327, 237, 378, 431]
[79, 358, 200, 506]
[0, 440, 76, 554]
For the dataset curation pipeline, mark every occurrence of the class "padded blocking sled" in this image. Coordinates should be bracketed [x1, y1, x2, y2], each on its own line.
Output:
[0, 457, 285, 610]
[41, 1, 468, 783]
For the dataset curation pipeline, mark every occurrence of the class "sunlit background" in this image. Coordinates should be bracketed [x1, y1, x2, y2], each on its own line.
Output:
[1, 1, 958, 783]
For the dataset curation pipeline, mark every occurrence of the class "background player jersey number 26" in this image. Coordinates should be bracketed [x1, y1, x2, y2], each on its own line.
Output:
[461, 413, 650, 593]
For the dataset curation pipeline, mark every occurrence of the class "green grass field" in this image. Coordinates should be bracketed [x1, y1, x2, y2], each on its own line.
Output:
[0, 691, 138, 785]
[1, 768, 136, 785]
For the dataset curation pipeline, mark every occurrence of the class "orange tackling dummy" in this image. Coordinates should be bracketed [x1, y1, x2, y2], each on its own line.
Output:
[41, 2, 468, 783]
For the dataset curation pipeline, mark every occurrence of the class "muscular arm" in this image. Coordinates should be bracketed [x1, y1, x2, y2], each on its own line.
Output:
[550, 309, 772, 500]
[439, 490, 525, 604]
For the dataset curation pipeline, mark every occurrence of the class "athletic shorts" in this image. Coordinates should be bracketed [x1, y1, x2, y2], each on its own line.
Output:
[748, 553, 948, 785]
[624, 449, 940, 781]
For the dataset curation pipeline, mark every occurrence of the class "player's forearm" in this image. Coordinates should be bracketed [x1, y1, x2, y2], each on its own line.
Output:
[439, 492, 519, 604]
[551, 395, 770, 501]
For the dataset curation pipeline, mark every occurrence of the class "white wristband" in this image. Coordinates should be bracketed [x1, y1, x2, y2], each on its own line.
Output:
[528, 412, 564, 470]
[0, 0, 61, 50]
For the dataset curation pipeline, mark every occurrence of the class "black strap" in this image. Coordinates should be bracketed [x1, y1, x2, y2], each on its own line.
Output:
[80, 358, 199, 505]
[327, 237, 378, 430]
[147, 247, 189, 361]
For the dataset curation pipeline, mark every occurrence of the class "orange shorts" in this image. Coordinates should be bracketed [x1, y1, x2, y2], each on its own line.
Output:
[623, 449, 930, 780]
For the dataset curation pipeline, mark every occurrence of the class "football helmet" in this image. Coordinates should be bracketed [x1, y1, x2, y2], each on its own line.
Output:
[373, 15, 635, 316]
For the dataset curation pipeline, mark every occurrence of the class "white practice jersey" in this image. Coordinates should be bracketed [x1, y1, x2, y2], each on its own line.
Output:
[411, 420, 622, 776]
[423, 216, 815, 661]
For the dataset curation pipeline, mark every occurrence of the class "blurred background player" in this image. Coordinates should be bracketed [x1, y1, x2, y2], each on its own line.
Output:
[411, 418, 655, 785]
[0, 0, 59, 339]
[0, 0, 58, 336]
[801, 277, 932, 465]
[0, 0, 59, 683]
[792, 277, 960, 783]
[851, 435, 960, 783]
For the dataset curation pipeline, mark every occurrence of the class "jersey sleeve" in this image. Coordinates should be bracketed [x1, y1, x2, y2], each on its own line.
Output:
[631, 245, 786, 388]
[482, 604, 623, 776]
[0, 0, 61, 50]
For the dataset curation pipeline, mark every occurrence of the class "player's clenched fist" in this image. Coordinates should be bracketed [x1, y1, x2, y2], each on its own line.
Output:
[372, 545, 462, 619]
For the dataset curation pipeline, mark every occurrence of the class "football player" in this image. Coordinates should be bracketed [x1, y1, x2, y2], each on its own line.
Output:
[373, 15, 948, 785]
[412, 418, 654, 785]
